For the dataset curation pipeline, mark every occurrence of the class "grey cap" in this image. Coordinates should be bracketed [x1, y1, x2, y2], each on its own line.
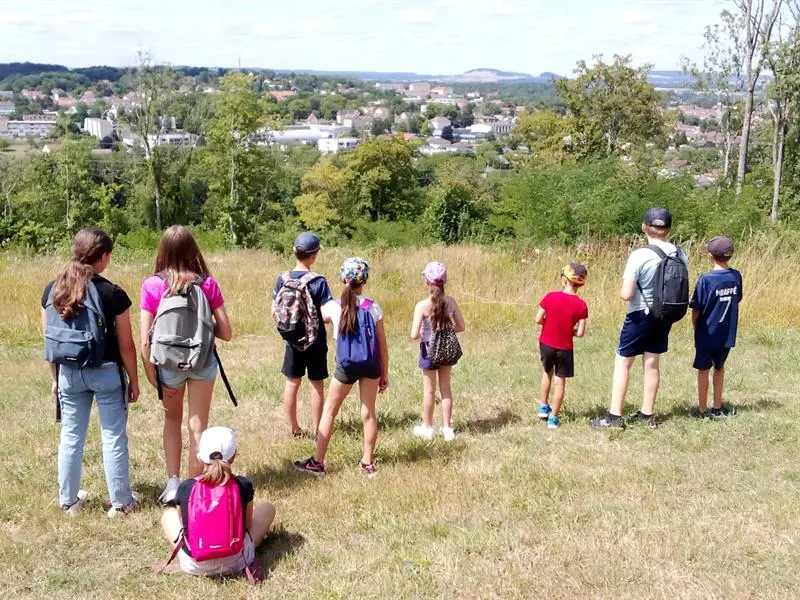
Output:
[643, 207, 673, 228]
[707, 236, 734, 258]
[294, 232, 321, 253]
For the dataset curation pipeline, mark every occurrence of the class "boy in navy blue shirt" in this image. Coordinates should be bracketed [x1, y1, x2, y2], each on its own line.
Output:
[691, 236, 743, 418]
[273, 233, 335, 437]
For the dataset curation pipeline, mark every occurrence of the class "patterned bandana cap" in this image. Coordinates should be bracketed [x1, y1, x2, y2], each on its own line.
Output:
[340, 257, 370, 286]
[562, 263, 588, 286]
[423, 261, 448, 286]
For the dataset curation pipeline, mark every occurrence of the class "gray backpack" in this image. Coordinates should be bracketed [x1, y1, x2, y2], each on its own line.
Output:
[149, 273, 215, 373]
[44, 280, 107, 368]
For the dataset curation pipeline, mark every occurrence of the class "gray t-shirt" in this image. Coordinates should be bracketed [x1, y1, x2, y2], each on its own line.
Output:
[623, 240, 688, 314]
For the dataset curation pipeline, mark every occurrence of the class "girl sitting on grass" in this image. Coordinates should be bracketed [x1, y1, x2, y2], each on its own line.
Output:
[295, 257, 389, 477]
[161, 426, 275, 579]
[410, 261, 466, 441]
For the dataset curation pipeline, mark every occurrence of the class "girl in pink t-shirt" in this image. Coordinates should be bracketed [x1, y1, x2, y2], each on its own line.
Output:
[139, 225, 233, 505]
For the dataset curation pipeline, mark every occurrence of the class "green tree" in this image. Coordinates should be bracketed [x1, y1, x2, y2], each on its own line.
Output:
[344, 135, 421, 221]
[555, 55, 664, 157]
[121, 52, 179, 230]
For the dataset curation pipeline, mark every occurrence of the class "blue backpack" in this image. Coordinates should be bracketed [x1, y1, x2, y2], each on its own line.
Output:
[335, 299, 380, 374]
[44, 280, 107, 368]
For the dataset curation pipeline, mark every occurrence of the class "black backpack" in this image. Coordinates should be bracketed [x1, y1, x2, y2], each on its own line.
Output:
[638, 244, 689, 323]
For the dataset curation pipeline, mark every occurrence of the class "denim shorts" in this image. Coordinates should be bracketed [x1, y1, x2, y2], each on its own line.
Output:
[159, 357, 218, 389]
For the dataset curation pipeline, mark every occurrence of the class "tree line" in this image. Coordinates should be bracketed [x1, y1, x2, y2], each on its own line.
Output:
[2, 1, 800, 252]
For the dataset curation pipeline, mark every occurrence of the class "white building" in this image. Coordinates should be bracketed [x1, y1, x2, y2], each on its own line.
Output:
[258, 124, 350, 149]
[318, 137, 359, 154]
[4, 119, 56, 139]
[83, 117, 114, 140]
[0, 101, 14, 116]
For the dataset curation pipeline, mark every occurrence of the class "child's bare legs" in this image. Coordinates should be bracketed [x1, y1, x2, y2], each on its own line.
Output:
[641, 353, 660, 416]
[550, 376, 566, 417]
[309, 379, 325, 435]
[162, 385, 186, 479]
[283, 378, 302, 433]
[250, 502, 277, 547]
[438, 366, 453, 429]
[609, 354, 636, 416]
[314, 379, 352, 463]
[161, 507, 182, 543]
[359, 378, 379, 465]
[697, 369, 710, 413]
[421, 369, 437, 428]
[712, 367, 725, 409]
[540, 370, 553, 407]
[186, 379, 214, 477]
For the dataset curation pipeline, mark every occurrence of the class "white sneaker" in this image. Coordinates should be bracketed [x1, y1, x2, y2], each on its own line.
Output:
[158, 476, 180, 505]
[412, 424, 435, 441]
[440, 427, 456, 442]
[108, 491, 141, 518]
[63, 490, 89, 518]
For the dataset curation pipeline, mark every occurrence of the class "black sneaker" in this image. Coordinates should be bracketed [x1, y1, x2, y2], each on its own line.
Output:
[294, 457, 325, 477]
[692, 408, 711, 419]
[589, 413, 626, 430]
[710, 405, 734, 418]
[628, 411, 658, 428]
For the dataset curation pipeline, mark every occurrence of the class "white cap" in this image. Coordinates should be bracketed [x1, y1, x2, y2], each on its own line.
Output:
[197, 426, 237, 464]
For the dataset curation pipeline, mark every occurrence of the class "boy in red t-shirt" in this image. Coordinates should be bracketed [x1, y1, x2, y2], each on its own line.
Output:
[534, 264, 589, 429]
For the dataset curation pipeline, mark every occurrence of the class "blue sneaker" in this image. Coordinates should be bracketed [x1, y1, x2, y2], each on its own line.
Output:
[537, 404, 552, 420]
[547, 415, 560, 429]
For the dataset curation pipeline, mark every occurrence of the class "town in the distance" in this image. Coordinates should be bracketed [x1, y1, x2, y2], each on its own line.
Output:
[0, 63, 745, 188]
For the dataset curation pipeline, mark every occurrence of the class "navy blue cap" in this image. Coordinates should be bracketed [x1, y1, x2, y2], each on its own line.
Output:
[294, 232, 321, 253]
[643, 207, 672, 228]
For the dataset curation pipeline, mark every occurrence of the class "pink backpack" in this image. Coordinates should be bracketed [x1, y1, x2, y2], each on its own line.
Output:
[186, 478, 244, 561]
[162, 478, 261, 583]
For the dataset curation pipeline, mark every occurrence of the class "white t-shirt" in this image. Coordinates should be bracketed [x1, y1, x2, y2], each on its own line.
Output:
[323, 296, 383, 340]
[623, 239, 688, 314]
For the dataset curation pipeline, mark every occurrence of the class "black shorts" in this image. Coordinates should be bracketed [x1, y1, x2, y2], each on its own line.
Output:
[281, 344, 329, 381]
[694, 347, 731, 370]
[333, 362, 381, 385]
[617, 310, 673, 357]
[539, 342, 575, 378]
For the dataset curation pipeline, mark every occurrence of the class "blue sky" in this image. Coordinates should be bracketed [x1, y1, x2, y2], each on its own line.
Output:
[1, 0, 726, 74]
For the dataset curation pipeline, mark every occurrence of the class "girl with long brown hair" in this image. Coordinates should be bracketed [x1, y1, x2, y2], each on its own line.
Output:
[41, 227, 141, 517]
[140, 225, 233, 504]
[295, 257, 389, 478]
[410, 262, 466, 441]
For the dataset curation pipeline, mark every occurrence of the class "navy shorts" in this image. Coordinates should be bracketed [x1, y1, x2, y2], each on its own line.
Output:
[617, 310, 673, 357]
[281, 344, 329, 381]
[693, 347, 731, 370]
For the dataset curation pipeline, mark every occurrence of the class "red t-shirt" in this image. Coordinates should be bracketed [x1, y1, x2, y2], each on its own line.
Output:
[538, 291, 589, 351]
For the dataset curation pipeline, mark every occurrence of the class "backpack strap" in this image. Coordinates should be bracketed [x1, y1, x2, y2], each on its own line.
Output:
[214, 346, 237, 407]
[359, 298, 374, 311]
[646, 244, 670, 260]
[160, 530, 186, 573]
[55, 364, 61, 423]
[298, 271, 320, 285]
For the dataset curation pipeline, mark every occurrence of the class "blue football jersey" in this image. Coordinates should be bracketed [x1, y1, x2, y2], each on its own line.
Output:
[690, 269, 743, 349]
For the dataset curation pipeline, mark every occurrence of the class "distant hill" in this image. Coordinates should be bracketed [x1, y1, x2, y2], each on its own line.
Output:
[647, 70, 695, 88]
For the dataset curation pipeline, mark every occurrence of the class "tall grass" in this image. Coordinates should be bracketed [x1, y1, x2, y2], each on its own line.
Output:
[2, 241, 799, 599]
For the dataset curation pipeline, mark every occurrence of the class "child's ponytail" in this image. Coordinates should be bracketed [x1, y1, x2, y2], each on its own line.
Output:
[200, 453, 233, 486]
[339, 284, 360, 336]
[429, 284, 450, 332]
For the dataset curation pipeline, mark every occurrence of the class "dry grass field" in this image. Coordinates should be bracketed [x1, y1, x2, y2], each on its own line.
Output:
[1, 239, 799, 599]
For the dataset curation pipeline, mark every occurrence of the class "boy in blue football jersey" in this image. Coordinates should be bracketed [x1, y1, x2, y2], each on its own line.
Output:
[691, 236, 743, 418]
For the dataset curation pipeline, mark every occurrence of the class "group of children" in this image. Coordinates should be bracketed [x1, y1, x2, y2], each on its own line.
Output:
[41, 207, 742, 581]
[535, 208, 743, 430]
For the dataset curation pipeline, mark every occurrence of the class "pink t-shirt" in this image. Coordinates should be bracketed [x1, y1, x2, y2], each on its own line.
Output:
[140, 275, 225, 314]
